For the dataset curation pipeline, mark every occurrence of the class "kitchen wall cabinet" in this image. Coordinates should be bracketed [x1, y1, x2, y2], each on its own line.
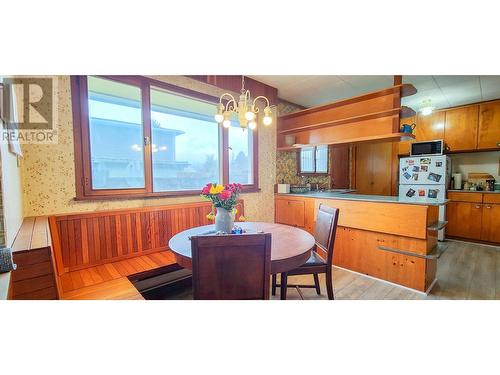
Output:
[397, 100, 500, 155]
[355, 141, 396, 196]
[444, 105, 479, 152]
[415, 112, 445, 143]
[477, 101, 500, 150]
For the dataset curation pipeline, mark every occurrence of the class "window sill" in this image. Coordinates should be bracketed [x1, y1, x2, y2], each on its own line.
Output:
[297, 173, 330, 177]
[73, 187, 261, 201]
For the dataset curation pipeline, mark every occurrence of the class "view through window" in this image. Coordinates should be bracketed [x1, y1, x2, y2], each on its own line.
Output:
[80, 76, 258, 196]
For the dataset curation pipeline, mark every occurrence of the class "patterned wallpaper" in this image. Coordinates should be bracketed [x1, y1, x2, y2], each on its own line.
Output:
[275, 101, 331, 187]
[20, 76, 277, 223]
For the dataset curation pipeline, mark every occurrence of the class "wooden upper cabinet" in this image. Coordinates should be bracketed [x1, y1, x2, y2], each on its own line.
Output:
[415, 112, 445, 142]
[477, 101, 500, 150]
[444, 105, 479, 152]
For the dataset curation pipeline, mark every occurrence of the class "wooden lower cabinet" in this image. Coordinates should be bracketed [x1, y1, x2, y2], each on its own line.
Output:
[333, 227, 435, 292]
[446, 201, 483, 240]
[274, 197, 315, 234]
[481, 204, 500, 243]
[446, 193, 500, 244]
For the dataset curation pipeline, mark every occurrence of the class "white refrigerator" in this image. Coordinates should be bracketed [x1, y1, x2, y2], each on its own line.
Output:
[398, 155, 450, 240]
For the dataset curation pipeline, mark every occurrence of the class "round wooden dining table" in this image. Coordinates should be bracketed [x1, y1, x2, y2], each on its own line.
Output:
[168, 222, 316, 274]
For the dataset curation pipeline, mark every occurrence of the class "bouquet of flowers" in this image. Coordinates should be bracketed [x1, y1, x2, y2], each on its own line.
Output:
[201, 183, 245, 221]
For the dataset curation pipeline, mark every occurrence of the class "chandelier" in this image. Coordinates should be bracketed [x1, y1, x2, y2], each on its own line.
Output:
[214, 76, 273, 130]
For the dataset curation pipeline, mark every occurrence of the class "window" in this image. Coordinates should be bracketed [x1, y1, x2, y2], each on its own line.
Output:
[71, 76, 259, 199]
[150, 87, 220, 192]
[87, 76, 145, 190]
[228, 123, 254, 185]
[298, 145, 329, 175]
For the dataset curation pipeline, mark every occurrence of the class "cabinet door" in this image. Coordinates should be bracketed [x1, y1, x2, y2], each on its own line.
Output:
[355, 142, 394, 195]
[481, 204, 500, 243]
[444, 105, 479, 151]
[275, 199, 305, 227]
[478, 101, 500, 150]
[415, 112, 445, 142]
[445, 201, 460, 237]
[446, 202, 482, 240]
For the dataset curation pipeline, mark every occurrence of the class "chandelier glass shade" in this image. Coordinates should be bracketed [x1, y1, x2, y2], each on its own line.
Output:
[214, 76, 273, 130]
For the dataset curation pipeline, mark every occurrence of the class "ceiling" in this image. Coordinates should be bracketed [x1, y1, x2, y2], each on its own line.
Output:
[249, 75, 500, 112]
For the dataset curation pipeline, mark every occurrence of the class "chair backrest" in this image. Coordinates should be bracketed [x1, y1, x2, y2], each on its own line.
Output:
[314, 204, 340, 265]
[190, 233, 272, 300]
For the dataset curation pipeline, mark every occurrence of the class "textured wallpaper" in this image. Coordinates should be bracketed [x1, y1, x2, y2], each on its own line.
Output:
[21, 76, 277, 223]
[275, 101, 331, 187]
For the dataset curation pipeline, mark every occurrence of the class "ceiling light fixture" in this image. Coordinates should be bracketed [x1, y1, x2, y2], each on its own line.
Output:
[420, 99, 434, 116]
[215, 76, 274, 129]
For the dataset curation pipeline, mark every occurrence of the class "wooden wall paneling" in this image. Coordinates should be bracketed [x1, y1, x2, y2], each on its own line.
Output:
[444, 105, 479, 151]
[313, 198, 430, 239]
[49, 201, 244, 273]
[355, 141, 394, 196]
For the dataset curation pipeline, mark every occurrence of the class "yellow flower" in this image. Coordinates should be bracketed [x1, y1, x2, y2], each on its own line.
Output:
[206, 213, 215, 221]
[238, 215, 247, 222]
[209, 184, 224, 194]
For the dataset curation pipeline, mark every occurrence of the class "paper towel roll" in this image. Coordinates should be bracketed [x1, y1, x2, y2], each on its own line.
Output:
[453, 173, 462, 189]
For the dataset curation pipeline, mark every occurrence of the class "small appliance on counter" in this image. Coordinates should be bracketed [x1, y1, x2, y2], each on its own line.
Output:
[277, 184, 291, 194]
[452, 173, 462, 190]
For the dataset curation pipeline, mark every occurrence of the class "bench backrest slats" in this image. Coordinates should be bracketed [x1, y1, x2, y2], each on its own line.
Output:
[48, 201, 243, 275]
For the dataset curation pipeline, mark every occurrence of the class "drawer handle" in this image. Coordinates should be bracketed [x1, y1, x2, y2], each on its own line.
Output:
[475, 205, 481, 209]
[486, 205, 492, 209]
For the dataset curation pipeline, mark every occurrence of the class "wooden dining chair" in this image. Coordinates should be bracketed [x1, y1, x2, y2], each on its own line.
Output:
[190, 233, 272, 300]
[272, 204, 339, 300]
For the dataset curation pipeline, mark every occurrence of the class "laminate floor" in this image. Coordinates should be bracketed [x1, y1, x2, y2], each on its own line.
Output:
[162, 240, 500, 300]
[271, 240, 500, 300]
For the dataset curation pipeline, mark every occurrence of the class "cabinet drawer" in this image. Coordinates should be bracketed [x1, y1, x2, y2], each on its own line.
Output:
[448, 192, 483, 203]
[483, 194, 500, 204]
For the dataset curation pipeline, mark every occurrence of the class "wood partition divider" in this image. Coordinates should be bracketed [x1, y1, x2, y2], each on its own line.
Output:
[49, 200, 244, 276]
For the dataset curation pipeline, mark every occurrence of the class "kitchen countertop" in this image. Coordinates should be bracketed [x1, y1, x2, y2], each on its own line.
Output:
[449, 189, 500, 194]
[0, 272, 11, 300]
[276, 191, 448, 206]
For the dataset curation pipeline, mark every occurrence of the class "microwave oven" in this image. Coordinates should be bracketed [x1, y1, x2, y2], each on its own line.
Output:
[410, 140, 444, 156]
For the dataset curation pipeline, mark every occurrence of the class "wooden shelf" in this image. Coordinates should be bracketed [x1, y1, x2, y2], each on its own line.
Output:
[278, 108, 401, 135]
[278, 106, 416, 136]
[279, 84, 417, 121]
[278, 132, 415, 149]
[400, 106, 416, 118]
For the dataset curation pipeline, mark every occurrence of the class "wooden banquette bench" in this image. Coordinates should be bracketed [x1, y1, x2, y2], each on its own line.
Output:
[10, 201, 243, 300]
